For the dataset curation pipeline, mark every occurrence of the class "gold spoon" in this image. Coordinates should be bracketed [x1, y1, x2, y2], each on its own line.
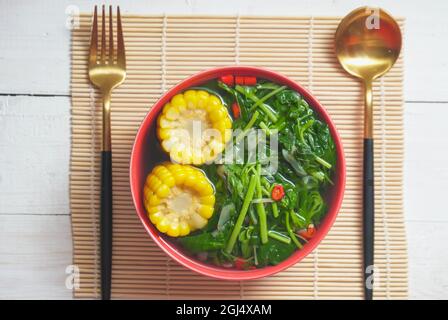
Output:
[335, 7, 401, 300]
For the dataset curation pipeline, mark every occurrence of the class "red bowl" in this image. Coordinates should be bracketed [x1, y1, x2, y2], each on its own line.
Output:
[130, 66, 346, 280]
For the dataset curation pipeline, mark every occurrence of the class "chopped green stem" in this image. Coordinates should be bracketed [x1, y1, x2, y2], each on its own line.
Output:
[217, 81, 235, 96]
[315, 155, 332, 169]
[259, 177, 279, 218]
[255, 164, 268, 244]
[253, 246, 259, 266]
[259, 121, 272, 136]
[268, 230, 291, 244]
[243, 111, 260, 131]
[276, 121, 286, 132]
[249, 207, 258, 225]
[273, 117, 285, 128]
[225, 175, 258, 254]
[311, 171, 325, 181]
[257, 103, 278, 123]
[297, 118, 314, 144]
[271, 202, 279, 218]
[260, 177, 270, 189]
[286, 210, 303, 248]
[251, 85, 287, 110]
[256, 83, 280, 90]
[235, 111, 259, 143]
[261, 186, 271, 197]
[235, 85, 278, 123]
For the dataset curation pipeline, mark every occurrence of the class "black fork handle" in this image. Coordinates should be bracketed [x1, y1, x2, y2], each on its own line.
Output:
[101, 150, 113, 300]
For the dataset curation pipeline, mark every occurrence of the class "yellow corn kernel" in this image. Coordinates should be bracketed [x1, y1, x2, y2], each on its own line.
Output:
[223, 128, 232, 143]
[164, 104, 180, 120]
[196, 90, 210, 108]
[157, 128, 171, 140]
[200, 195, 215, 206]
[144, 202, 152, 215]
[215, 121, 232, 143]
[209, 106, 227, 122]
[147, 175, 162, 191]
[179, 221, 190, 236]
[170, 168, 187, 185]
[191, 149, 203, 165]
[198, 205, 214, 219]
[208, 139, 225, 155]
[162, 102, 173, 115]
[171, 94, 187, 109]
[159, 173, 175, 187]
[155, 167, 169, 180]
[194, 179, 214, 196]
[170, 142, 186, 159]
[190, 213, 208, 230]
[182, 151, 193, 164]
[156, 184, 170, 198]
[172, 145, 192, 164]
[205, 95, 221, 112]
[214, 121, 227, 136]
[170, 153, 182, 164]
[155, 167, 175, 187]
[149, 211, 164, 225]
[162, 102, 171, 114]
[158, 117, 176, 129]
[147, 205, 163, 215]
[143, 185, 151, 201]
[224, 116, 232, 129]
[167, 223, 180, 237]
[183, 90, 198, 109]
[183, 173, 198, 188]
[161, 137, 178, 152]
[165, 162, 180, 172]
[202, 146, 216, 163]
[148, 194, 161, 206]
[152, 165, 166, 176]
[157, 218, 170, 233]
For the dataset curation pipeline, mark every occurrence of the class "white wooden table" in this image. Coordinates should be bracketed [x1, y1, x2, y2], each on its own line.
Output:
[1, 0, 447, 300]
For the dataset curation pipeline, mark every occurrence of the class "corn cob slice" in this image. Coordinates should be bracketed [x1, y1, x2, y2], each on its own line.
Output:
[157, 90, 232, 165]
[143, 162, 216, 237]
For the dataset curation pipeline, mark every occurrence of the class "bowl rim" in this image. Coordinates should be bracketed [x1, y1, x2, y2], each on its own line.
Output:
[130, 66, 346, 280]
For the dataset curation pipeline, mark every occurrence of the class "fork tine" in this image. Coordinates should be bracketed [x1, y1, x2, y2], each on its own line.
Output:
[108, 6, 114, 64]
[101, 5, 106, 63]
[88, 6, 98, 68]
[116, 6, 126, 68]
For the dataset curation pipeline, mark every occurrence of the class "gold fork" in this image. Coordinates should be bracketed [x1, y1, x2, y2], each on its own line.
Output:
[88, 5, 126, 300]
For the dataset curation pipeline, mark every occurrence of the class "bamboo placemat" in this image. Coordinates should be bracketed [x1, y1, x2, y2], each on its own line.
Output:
[70, 14, 407, 299]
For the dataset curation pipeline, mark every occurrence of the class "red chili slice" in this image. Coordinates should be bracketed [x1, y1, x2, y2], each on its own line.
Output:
[232, 102, 241, 119]
[271, 184, 285, 201]
[235, 76, 245, 85]
[219, 74, 234, 86]
[243, 76, 257, 86]
[234, 257, 245, 270]
[298, 224, 316, 240]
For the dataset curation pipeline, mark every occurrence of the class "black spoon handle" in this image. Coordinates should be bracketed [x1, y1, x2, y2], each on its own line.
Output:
[101, 150, 113, 300]
[363, 138, 374, 300]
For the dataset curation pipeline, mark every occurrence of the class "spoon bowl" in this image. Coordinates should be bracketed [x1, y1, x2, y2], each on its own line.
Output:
[335, 7, 401, 81]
